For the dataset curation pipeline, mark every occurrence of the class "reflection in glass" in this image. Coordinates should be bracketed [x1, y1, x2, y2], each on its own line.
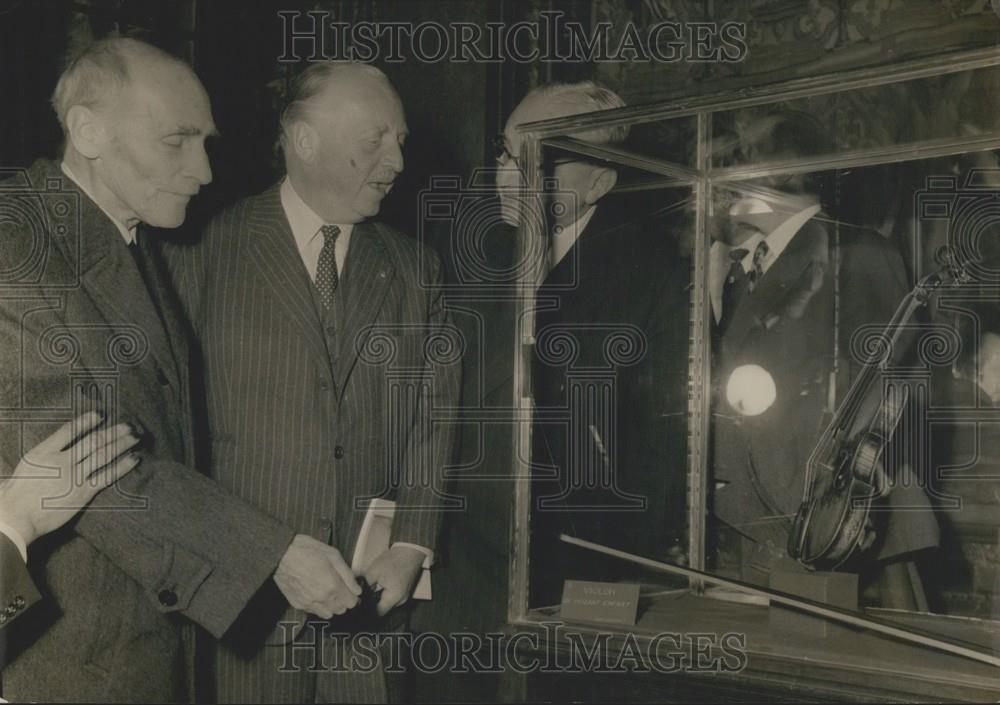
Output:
[515, 70, 1000, 665]
[711, 65, 1000, 171]
[527, 152, 692, 607]
[707, 129, 1000, 628]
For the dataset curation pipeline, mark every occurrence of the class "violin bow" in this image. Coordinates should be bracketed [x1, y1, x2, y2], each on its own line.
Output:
[560, 533, 1000, 669]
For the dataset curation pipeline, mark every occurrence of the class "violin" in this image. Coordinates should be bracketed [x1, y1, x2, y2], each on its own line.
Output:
[789, 256, 969, 570]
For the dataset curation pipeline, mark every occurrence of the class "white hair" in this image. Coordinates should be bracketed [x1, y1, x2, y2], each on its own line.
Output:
[523, 81, 629, 144]
[278, 62, 391, 150]
[50, 36, 189, 133]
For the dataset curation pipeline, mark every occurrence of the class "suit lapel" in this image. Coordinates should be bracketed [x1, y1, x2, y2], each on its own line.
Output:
[39, 163, 180, 384]
[540, 206, 615, 290]
[138, 231, 189, 377]
[538, 208, 630, 329]
[723, 218, 828, 350]
[245, 186, 331, 375]
[336, 221, 395, 391]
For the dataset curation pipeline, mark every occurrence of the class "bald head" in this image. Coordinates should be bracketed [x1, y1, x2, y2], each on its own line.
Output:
[280, 62, 407, 223]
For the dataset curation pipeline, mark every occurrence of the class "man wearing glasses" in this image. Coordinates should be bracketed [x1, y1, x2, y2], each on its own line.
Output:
[494, 82, 690, 606]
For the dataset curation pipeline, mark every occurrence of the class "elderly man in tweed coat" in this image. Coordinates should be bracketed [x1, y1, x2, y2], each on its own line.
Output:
[0, 38, 366, 702]
[0, 411, 140, 667]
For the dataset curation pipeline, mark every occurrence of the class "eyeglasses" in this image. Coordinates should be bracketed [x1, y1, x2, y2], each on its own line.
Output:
[493, 134, 519, 168]
[492, 134, 591, 169]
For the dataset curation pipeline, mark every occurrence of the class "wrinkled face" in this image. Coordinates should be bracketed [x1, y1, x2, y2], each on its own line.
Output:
[95, 63, 215, 228]
[495, 95, 594, 229]
[303, 78, 407, 223]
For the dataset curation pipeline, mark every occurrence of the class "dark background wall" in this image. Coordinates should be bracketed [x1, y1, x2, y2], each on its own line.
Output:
[8, 1, 1000, 210]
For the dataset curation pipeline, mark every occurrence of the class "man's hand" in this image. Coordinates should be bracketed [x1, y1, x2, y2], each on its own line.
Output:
[274, 534, 362, 619]
[363, 544, 425, 617]
[0, 411, 141, 546]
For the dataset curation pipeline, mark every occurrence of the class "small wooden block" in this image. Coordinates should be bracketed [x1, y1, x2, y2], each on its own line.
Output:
[769, 560, 858, 638]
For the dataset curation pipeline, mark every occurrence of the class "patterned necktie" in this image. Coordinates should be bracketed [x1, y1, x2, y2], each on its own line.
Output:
[315, 224, 341, 310]
[748, 240, 769, 290]
[719, 247, 749, 333]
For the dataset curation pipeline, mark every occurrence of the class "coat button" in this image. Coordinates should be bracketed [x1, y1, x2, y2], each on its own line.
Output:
[158, 589, 178, 607]
[318, 379, 330, 392]
[334, 445, 345, 459]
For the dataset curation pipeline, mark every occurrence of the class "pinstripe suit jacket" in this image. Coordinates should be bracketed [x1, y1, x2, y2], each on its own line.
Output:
[0, 160, 296, 702]
[165, 183, 459, 643]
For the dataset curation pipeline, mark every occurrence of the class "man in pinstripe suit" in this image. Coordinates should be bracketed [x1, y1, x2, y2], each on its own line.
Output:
[166, 62, 458, 703]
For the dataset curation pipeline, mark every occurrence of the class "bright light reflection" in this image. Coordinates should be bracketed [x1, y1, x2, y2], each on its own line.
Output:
[726, 364, 777, 416]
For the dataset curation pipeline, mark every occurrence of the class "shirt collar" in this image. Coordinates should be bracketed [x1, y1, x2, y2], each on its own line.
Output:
[709, 202, 822, 322]
[550, 205, 597, 268]
[712, 202, 821, 273]
[280, 177, 354, 249]
[60, 161, 136, 245]
[759, 203, 822, 268]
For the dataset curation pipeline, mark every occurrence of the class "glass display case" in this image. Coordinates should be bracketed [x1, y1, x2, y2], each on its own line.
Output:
[503, 45, 1000, 702]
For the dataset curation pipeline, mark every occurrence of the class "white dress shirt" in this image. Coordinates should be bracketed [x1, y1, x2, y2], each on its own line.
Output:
[550, 205, 597, 269]
[0, 517, 27, 562]
[279, 177, 434, 571]
[279, 177, 353, 280]
[709, 202, 822, 323]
